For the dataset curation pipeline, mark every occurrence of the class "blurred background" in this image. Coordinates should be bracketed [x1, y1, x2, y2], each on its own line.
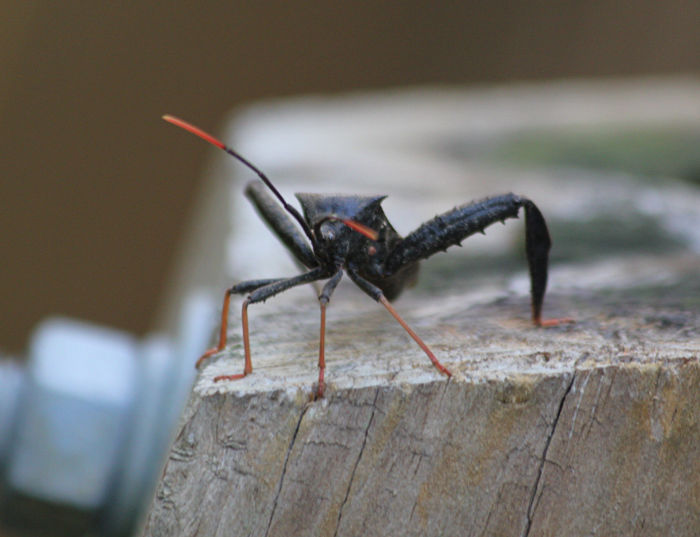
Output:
[1, 2, 699, 536]
[2, 1, 699, 354]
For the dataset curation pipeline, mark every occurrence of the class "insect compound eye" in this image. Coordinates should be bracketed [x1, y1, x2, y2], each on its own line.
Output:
[318, 221, 337, 241]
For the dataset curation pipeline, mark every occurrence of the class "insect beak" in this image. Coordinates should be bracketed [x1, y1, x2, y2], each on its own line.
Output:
[315, 217, 379, 241]
[339, 219, 379, 240]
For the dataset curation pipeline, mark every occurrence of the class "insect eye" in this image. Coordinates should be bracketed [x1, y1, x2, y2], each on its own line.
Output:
[318, 221, 336, 241]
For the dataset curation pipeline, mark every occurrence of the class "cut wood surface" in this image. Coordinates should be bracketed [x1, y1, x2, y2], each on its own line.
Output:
[142, 282, 699, 537]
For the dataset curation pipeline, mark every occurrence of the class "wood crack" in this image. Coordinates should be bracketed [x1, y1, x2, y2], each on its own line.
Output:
[333, 388, 380, 537]
[264, 403, 309, 537]
[521, 372, 576, 537]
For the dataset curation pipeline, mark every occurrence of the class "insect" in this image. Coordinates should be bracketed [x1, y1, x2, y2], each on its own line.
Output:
[163, 115, 571, 397]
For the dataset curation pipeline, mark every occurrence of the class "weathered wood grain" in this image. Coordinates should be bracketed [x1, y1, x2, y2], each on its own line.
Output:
[143, 283, 699, 537]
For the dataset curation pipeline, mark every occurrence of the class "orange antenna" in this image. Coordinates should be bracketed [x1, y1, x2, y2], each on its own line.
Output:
[162, 114, 313, 241]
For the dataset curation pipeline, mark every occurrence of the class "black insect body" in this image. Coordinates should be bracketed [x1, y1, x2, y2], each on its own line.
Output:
[163, 115, 570, 398]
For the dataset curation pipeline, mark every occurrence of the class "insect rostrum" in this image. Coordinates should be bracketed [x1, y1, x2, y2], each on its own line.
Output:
[163, 115, 571, 398]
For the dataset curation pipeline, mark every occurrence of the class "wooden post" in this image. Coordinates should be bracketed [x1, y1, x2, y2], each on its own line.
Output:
[142, 284, 699, 536]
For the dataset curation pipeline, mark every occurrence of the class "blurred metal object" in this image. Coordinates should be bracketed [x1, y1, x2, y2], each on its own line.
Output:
[11, 318, 137, 509]
[0, 292, 215, 537]
[0, 360, 24, 465]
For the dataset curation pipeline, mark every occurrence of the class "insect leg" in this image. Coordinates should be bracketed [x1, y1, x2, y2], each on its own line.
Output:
[386, 194, 525, 271]
[386, 194, 572, 326]
[522, 201, 574, 326]
[245, 181, 318, 269]
[195, 278, 285, 369]
[346, 269, 452, 378]
[315, 270, 343, 398]
[212, 267, 330, 382]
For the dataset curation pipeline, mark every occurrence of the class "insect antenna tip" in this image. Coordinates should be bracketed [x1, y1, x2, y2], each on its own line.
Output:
[162, 114, 226, 150]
